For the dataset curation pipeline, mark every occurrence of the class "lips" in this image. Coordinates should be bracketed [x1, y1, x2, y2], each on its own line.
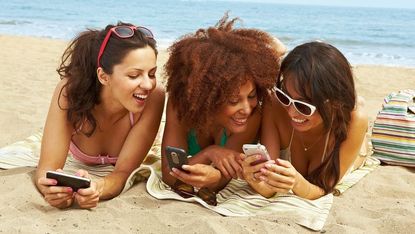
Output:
[232, 117, 248, 126]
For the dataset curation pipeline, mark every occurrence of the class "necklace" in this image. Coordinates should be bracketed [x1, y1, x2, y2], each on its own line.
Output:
[298, 132, 324, 151]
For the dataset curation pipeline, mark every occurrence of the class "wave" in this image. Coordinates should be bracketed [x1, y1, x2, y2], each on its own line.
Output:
[0, 20, 32, 25]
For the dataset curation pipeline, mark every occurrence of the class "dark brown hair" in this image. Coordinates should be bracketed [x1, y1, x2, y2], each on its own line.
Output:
[165, 13, 281, 133]
[277, 41, 356, 193]
[57, 22, 157, 136]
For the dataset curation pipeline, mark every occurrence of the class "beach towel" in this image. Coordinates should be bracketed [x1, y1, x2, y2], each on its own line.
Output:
[371, 89, 415, 167]
[0, 132, 378, 231]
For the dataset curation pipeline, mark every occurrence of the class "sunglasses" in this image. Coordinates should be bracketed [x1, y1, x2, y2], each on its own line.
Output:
[274, 87, 317, 116]
[97, 25, 154, 68]
[172, 181, 217, 206]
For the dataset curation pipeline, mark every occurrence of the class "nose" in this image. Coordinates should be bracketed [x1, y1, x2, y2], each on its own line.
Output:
[240, 99, 253, 115]
[286, 102, 299, 116]
[139, 75, 154, 90]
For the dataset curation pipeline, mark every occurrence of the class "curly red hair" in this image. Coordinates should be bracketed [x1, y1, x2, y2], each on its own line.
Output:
[165, 14, 282, 133]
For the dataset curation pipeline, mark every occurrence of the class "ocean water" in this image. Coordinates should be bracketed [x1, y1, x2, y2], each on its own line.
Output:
[1, 0, 414, 67]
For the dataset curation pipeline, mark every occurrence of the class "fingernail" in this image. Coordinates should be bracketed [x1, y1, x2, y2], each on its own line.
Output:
[257, 155, 262, 159]
[265, 164, 272, 168]
[260, 168, 267, 173]
[67, 187, 73, 193]
[259, 176, 267, 181]
[75, 172, 80, 176]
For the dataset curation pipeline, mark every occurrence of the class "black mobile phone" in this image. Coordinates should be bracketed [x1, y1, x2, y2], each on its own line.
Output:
[165, 146, 189, 171]
[46, 171, 91, 191]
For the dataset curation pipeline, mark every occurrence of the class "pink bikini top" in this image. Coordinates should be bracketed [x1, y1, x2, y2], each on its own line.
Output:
[69, 112, 135, 165]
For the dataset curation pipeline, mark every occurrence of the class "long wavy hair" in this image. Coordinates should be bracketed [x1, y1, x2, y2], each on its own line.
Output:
[57, 22, 157, 136]
[165, 13, 282, 134]
[277, 41, 356, 193]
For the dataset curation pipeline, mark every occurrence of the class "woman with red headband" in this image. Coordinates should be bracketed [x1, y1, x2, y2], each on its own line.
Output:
[35, 22, 165, 208]
[241, 42, 369, 199]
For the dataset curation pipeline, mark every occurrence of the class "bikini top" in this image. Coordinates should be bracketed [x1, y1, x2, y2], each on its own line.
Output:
[69, 112, 135, 165]
[187, 129, 228, 156]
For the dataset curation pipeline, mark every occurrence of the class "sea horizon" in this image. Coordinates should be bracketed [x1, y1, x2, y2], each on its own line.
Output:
[1, 0, 414, 67]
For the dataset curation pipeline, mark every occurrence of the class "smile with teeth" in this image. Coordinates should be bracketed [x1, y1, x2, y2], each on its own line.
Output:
[133, 93, 148, 101]
[232, 117, 248, 125]
[291, 117, 307, 123]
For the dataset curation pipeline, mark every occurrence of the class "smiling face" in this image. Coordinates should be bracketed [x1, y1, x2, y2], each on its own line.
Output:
[106, 45, 157, 113]
[282, 78, 324, 132]
[214, 80, 258, 134]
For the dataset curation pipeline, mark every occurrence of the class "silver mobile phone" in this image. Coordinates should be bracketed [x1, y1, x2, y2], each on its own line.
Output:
[242, 144, 271, 165]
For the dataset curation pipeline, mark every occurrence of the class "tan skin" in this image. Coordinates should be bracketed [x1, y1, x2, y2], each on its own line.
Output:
[241, 78, 368, 199]
[36, 45, 165, 208]
[161, 80, 261, 191]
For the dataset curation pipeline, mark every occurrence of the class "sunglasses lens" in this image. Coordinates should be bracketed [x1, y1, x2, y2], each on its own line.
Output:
[137, 27, 154, 38]
[276, 89, 290, 106]
[294, 102, 313, 116]
[114, 27, 134, 37]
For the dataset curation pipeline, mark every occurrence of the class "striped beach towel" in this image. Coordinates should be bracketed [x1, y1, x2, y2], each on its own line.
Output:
[371, 89, 415, 167]
[135, 159, 333, 231]
[0, 132, 378, 231]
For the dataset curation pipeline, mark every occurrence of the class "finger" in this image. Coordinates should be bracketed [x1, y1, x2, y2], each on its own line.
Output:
[38, 177, 58, 186]
[48, 186, 73, 194]
[275, 158, 292, 168]
[215, 163, 231, 179]
[222, 160, 236, 179]
[259, 169, 295, 189]
[264, 163, 292, 176]
[45, 192, 73, 203]
[261, 176, 293, 190]
[171, 168, 194, 181]
[238, 153, 246, 161]
[56, 168, 64, 173]
[244, 154, 262, 164]
[229, 158, 242, 176]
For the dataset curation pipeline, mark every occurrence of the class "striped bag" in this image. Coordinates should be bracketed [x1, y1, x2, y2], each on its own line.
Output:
[371, 89, 415, 167]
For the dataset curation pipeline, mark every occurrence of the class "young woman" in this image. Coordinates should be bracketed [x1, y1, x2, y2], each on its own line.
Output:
[35, 22, 165, 209]
[161, 14, 285, 196]
[241, 41, 368, 200]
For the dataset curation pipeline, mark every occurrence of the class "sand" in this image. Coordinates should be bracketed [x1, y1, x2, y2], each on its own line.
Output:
[0, 34, 414, 233]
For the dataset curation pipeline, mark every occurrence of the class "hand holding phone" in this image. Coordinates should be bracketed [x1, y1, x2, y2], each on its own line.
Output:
[165, 146, 189, 172]
[46, 171, 91, 191]
[242, 144, 271, 166]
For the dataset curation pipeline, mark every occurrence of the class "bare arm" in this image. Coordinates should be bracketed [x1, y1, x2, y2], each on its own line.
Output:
[35, 79, 76, 208]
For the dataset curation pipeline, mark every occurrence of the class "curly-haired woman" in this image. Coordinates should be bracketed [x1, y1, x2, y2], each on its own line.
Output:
[241, 41, 369, 199]
[35, 22, 165, 209]
[161, 14, 285, 195]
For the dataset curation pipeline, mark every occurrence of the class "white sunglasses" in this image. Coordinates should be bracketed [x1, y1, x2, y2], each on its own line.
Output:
[274, 87, 317, 116]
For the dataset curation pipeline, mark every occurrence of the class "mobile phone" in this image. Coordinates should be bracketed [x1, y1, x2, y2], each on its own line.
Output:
[165, 146, 189, 171]
[46, 171, 91, 191]
[242, 144, 271, 166]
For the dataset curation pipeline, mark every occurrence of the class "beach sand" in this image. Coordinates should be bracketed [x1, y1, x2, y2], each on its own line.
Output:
[0, 35, 414, 233]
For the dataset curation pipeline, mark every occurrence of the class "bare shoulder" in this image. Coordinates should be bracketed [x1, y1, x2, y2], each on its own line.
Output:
[350, 96, 369, 131]
[51, 78, 69, 109]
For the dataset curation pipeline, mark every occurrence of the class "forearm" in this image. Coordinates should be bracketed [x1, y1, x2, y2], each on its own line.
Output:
[97, 172, 130, 200]
[293, 173, 325, 200]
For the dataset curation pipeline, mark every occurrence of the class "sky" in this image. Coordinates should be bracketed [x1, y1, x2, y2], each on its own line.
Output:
[225, 0, 415, 9]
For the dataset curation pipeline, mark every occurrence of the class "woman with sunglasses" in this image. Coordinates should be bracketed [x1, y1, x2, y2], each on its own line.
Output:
[35, 22, 165, 208]
[241, 41, 368, 199]
[161, 14, 285, 197]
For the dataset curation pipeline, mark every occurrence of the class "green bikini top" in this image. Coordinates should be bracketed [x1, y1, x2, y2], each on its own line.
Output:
[187, 129, 228, 156]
